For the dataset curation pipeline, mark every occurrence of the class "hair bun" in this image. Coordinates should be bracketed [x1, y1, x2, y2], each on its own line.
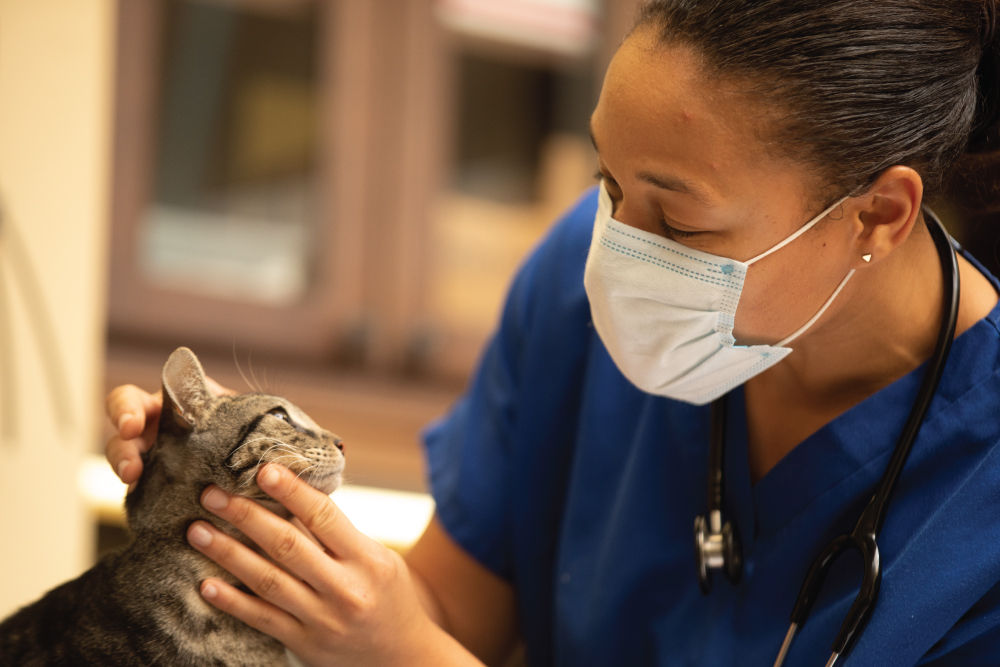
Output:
[969, 0, 1000, 152]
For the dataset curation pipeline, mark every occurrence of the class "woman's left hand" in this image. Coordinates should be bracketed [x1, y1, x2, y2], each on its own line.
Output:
[186, 463, 476, 666]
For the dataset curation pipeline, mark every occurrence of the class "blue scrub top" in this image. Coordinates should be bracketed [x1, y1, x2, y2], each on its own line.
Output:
[423, 187, 1000, 666]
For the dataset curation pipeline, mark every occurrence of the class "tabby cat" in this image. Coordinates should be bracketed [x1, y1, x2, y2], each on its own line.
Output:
[0, 347, 345, 666]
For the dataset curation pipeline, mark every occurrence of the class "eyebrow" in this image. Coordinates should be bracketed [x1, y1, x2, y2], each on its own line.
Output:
[589, 123, 712, 205]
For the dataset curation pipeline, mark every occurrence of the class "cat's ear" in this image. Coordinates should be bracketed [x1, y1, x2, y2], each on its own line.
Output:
[160, 347, 213, 431]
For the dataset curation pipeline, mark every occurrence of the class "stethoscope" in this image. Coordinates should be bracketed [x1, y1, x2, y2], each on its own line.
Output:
[693, 206, 960, 667]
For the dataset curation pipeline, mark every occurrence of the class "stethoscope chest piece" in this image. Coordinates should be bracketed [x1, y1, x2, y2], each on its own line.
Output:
[694, 395, 742, 593]
[694, 509, 742, 593]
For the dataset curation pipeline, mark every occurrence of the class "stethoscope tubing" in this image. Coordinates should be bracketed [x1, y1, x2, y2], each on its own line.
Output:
[698, 206, 960, 666]
[779, 206, 960, 664]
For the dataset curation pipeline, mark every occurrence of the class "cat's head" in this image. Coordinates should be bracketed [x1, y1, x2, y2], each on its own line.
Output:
[131, 347, 345, 526]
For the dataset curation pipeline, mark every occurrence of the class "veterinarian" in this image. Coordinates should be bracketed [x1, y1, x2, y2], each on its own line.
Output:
[106, 1, 1000, 664]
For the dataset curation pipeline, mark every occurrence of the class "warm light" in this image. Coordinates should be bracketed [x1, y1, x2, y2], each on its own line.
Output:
[78, 455, 434, 552]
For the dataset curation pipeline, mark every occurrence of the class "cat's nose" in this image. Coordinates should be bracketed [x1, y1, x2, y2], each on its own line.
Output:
[334, 438, 345, 453]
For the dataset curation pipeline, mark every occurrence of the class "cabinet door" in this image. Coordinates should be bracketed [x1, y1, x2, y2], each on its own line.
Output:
[108, 0, 641, 375]
[109, 0, 371, 359]
[416, 0, 641, 378]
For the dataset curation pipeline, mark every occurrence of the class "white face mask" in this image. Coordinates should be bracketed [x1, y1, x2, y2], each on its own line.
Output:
[583, 182, 852, 405]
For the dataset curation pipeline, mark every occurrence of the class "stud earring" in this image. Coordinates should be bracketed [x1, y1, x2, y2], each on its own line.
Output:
[862, 253, 872, 263]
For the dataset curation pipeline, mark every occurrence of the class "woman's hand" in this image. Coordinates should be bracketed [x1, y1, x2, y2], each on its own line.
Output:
[186, 463, 479, 666]
[105, 378, 232, 487]
[104, 384, 163, 488]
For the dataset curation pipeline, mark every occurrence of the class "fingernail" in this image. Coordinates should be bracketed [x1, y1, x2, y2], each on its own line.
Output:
[127, 482, 137, 495]
[202, 581, 218, 599]
[117, 414, 132, 433]
[117, 461, 130, 481]
[203, 488, 229, 511]
[259, 465, 280, 488]
[189, 523, 213, 548]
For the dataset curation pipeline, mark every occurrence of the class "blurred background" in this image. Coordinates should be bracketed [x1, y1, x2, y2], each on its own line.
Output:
[0, 0, 644, 618]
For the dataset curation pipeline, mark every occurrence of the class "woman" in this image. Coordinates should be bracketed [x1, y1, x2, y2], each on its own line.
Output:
[106, 1, 1000, 664]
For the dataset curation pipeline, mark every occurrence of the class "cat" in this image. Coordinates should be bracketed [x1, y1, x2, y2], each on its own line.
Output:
[0, 346, 345, 666]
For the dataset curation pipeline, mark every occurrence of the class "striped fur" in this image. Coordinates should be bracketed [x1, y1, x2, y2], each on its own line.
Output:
[0, 348, 345, 666]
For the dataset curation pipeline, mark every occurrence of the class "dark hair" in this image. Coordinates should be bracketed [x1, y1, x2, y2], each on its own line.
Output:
[634, 0, 1000, 202]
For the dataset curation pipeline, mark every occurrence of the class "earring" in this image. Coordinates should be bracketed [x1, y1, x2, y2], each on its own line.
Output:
[862, 253, 872, 263]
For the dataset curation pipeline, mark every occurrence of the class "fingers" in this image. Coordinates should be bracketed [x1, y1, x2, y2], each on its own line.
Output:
[196, 486, 345, 595]
[256, 463, 369, 559]
[197, 575, 304, 644]
[104, 435, 149, 486]
[105, 384, 162, 439]
[104, 384, 163, 485]
[187, 520, 317, 625]
[104, 375, 234, 488]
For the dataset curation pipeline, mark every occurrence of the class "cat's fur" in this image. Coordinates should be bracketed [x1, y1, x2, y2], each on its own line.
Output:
[0, 347, 345, 666]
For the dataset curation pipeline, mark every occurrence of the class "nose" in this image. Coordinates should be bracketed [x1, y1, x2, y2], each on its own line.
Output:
[334, 438, 345, 453]
[610, 198, 640, 229]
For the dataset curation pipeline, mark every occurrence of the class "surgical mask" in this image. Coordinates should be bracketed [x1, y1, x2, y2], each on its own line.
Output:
[583, 182, 852, 405]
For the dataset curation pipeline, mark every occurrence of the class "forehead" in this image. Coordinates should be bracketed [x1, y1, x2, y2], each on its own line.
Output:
[217, 394, 321, 432]
[592, 30, 810, 207]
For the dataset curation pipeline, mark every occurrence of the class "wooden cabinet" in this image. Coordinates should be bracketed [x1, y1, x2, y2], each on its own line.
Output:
[108, 0, 641, 381]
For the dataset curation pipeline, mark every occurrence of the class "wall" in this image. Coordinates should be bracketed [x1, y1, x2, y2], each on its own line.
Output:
[0, 0, 113, 617]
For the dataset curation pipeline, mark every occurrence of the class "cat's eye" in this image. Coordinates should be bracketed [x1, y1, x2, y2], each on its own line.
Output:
[267, 407, 291, 423]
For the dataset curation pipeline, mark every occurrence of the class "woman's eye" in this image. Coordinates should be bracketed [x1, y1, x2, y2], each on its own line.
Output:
[659, 219, 700, 239]
[267, 408, 291, 423]
[593, 170, 699, 240]
[594, 170, 620, 192]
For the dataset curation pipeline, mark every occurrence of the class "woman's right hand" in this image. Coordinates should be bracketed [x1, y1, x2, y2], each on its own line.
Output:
[105, 378, 231, 487]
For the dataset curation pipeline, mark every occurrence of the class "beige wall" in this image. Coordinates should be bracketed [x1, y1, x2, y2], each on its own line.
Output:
[0, 0, 113, 616]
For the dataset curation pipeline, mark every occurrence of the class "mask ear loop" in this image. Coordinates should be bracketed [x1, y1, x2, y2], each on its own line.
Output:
[774, 269, 856, 347]
[746, 197, 849, 265]
[743, 196, 853, 348]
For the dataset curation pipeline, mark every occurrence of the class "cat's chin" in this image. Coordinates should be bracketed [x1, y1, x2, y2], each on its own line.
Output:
[304, 470, 342, 496]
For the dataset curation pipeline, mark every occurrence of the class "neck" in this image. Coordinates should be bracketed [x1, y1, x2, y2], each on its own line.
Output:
[787, 226, 939, 394]
[126, 459, 207, 542]
[744, 212, 997, 482]
[126, 455, 288, 566]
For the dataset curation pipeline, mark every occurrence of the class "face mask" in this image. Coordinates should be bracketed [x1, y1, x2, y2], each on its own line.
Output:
[583, 182, 852, 405]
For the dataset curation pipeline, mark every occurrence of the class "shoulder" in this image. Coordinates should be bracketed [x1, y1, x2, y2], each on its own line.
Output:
[421, 187, 613, 577]
[888, 317, 1000, 661]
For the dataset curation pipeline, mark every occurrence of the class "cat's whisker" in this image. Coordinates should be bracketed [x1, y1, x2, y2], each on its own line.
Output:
[234, 435, 285, 449]
[252, 441, 294, 463]
[229, 440, 303, 491]
[268, 455, 307, 470]
[252, 443, 308, 473]
[260, 448, 303, 466]
[247, 350, 265, 394]
[232, 344, 257, 394]
[226, 436, 292, 470]
[294, 462, 319, 482]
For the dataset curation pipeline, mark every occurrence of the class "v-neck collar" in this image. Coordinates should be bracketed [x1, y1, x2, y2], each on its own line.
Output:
[736, 373, 916, 544]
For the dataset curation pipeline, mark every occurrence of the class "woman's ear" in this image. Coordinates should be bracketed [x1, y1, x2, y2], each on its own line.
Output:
[852, 165, 923, 266]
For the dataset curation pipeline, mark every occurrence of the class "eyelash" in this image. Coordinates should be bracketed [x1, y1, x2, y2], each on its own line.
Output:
[593, 170, 699, 240]
[658, 220, 698, 239]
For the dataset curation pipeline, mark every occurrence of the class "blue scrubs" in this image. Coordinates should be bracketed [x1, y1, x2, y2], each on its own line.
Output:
[423, 188, 1000, 665]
